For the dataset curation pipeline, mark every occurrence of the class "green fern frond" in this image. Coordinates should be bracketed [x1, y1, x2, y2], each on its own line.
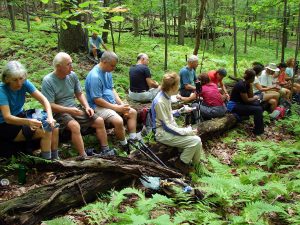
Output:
[242, 201, 287, 223]
[263, 181, 288, 198]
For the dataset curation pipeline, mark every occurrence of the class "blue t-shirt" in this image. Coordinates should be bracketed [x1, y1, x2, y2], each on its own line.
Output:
[89, 36, 103, 51]
[85, 65, 116, 109]
[179, 66, 196, 90]
[0, 80, 36, 123]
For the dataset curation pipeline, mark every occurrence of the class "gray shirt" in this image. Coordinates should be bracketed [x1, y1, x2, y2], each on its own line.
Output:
[42, 72, 82, 107]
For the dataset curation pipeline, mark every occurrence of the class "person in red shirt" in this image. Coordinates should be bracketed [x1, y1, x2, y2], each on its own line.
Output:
[177, 73, 227, 121]
[277, 62, 300, 93]
[208, 68, 230, 100]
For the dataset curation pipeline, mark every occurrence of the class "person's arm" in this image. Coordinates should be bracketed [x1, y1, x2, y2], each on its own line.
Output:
[177, 93, 196, 103]
[0, 105, 42, 129]
[30, 90, 55, 126]
[146, 78, 159, 88]
[154, 100, 194, 136]
[240, 92, 259, 103]
[184, 84, 196, 91]
[219, 80, 230, 99]
[75, 92, 94, 117]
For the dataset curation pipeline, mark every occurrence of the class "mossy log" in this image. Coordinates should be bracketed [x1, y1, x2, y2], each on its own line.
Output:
[0, 157, 181, 225]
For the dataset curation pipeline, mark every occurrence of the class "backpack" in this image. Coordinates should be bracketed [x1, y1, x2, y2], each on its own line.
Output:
[139, 107, 154, 135]
[270, 106, 286, 120]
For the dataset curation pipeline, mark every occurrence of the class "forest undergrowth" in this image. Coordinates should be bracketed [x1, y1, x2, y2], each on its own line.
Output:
[0, 18, 300, 224]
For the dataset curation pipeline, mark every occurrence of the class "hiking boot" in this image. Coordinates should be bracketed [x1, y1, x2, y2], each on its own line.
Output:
[85, 148, 97, 156]
[174, 158, 195, 174]
[98, 148, 116, 157]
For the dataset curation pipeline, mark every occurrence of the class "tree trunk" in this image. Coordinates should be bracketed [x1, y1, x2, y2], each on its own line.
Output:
[178, 0, 187, 45]
[193, 0, 207, 55]
[281, 0, 288, 63]
[7, 0, 15, 31]
[133, 16, 139, 37]
[110, 21, 116, 52]
[163, 0, 168, 70]
[58, 0, 86, 53]
[232, 0, 237, 77]
[243, 0, 249, 54]
[59, 22, 86, 53]
[102, 0, 110, 43]
[25, 0, 30, 32]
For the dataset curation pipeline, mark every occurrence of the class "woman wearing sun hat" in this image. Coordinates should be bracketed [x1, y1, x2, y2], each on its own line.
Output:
[260, 63, 291, 101]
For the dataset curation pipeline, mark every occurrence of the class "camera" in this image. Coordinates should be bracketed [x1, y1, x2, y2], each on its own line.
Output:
[195, 80, 202, 94]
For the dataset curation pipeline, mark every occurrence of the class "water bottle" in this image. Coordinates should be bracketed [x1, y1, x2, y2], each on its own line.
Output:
[183, 185, 192, 193]
[0, 178, 10, 186]
[18, 164, 27, 185]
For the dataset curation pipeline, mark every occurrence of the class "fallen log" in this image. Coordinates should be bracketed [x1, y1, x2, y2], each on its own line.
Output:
[0, 156, 181, 225]
[0, 172, 131, 225]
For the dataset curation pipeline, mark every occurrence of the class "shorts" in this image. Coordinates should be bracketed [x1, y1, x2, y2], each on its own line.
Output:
[128, 88, 160, 103]
[54, 107, 99, 134]
[0, 122, 35, 141]
[94, 106, 122, 127]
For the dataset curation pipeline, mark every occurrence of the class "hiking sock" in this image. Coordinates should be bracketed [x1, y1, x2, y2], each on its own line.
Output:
[129, 133, 137, 140]
[51, 150, 59, 160]
[41, 151, 51, 160]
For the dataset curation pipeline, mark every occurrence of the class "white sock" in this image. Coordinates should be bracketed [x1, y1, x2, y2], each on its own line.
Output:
[129, 133, 137, 140]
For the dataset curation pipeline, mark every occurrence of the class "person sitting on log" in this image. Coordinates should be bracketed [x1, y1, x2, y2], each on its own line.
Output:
[179, 55, 198, 97]
[42, 52, 112, 157]
[177, 72, 227, 121]
[260, 63, 291, 101]
[252, 64, 280, 112]
[85, 51, 138, 153]
[0, 61, 59, 159]
[89, 31, 108, 61]
[128, 53, 160, 103]
[227, 69, 264, 135]
[285, 58, 296, 79]
[151, 72, 203, 174]
[276, 62, 300, 94]
[207, 68, 230, 100]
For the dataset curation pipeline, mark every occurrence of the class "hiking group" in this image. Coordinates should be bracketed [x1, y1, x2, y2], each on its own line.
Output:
[0, 45, 298, 174]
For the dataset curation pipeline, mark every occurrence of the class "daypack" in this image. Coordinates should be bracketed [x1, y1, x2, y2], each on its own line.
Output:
[270, 106, 286, 120]
[139, 107, 154, 135]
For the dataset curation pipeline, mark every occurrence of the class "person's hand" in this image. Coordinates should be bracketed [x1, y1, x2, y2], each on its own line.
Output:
[225, 93, 230, 100]
[69, 107, 84, 117]
[176, 94, 182, 101]
[253, 95, 260, 100]
[28, 119, 42, 131]
[46, 117, 56, 128]
[85, 107, 94, 117]
[115, 104, 130, 115]
[192, 129, 198, 135]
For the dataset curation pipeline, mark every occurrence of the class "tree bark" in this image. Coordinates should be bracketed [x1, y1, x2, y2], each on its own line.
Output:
[193, 0, 207, 55]
[7, 0, 15, 31]
[178, 0, 187, 45]
[281, 0, 288, 63]
[163, 0, 168, 70]
[232, 0, 237, 77]
[0, 157, 181, 225]
[133, 16, 139, 37]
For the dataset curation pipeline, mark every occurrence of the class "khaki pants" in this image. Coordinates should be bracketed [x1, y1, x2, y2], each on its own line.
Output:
[156, 129, 203, 164]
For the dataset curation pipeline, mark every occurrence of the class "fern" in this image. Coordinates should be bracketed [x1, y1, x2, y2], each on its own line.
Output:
[242, 201, 287, 223]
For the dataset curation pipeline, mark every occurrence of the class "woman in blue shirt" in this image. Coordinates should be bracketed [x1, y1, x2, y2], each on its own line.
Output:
[0, 61, 59, 159]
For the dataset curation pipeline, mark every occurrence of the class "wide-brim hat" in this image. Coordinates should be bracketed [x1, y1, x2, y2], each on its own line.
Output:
[265, 63, 279, 72]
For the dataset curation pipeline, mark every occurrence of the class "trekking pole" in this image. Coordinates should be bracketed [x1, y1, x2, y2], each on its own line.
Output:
[138, 140, 168, 168]
[128, 139, 166, 168]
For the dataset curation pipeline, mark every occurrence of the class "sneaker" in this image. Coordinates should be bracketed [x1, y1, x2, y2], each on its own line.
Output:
[99, 148, 116, 157]
[174, 158, 195, 174]
[85, 148, 97, 156]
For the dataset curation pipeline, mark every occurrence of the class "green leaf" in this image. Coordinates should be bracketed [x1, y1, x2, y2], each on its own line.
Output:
[40, 0, 49, 3]
[61, 21, 67, 30]
[68, 20, 79, 26]
[110, 16, 125, 23]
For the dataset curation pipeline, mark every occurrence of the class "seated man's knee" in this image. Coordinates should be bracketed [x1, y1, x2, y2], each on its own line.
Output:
[93, 117, 105, 128]
[67, 120, 81, 133]
[111, 115, 124, 127]
[128, 108, 137, 117]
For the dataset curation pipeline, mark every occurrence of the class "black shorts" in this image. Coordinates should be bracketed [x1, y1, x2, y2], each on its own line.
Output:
[0, 114, 35, 141]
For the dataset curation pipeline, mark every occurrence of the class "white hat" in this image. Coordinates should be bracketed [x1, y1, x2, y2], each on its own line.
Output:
[265, 63, 279, 72]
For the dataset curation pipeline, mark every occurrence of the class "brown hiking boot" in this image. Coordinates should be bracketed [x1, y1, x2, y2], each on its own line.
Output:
[174, 158, 195, 174]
